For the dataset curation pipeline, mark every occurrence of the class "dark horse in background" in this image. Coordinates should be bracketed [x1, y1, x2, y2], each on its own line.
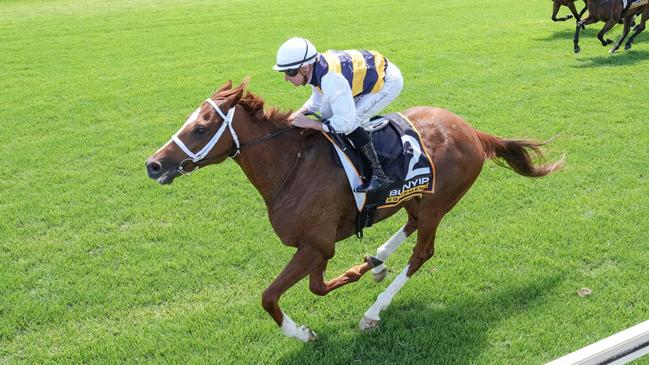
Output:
[552, 0, 588, 23]
[574, 0, 649, 53]
[146, 80, 563, 342]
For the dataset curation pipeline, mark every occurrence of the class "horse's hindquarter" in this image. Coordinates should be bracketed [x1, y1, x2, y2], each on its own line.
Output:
[403, 107, 486, 196]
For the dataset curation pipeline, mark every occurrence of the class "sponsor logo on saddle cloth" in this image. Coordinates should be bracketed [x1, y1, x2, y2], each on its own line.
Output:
[323, 113, 436, 211]
[624, 0, 648, 10]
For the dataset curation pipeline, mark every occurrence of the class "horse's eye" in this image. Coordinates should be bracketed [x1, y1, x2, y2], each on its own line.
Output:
[193, 125, 207, 135]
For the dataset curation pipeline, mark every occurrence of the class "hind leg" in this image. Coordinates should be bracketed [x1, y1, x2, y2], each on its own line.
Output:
[625, 10, 647, 50]
[370, 206, 418, 282]
[611, 16, 634, 52]
[598, 20, 618, 46]
[360, 209, 443, 331]
[553, 1, 572, 21]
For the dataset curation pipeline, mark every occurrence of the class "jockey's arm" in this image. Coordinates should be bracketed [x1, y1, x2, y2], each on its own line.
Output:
[289, 86, 323, 122]
[290, 73, 356, 134]
[319, 73, 356, 134]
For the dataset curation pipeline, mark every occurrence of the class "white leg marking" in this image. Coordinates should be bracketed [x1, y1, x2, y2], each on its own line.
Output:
[280, 311, 317, 342]
[372, 225, 407, 274]
[360, 264, 410, 331]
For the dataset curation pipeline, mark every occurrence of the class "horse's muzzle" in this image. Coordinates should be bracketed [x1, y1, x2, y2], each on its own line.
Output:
[145, 158, 179, 184]
[146, 158, 163, 179]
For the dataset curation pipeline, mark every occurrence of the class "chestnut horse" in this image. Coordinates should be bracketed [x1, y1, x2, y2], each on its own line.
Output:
[145, 80, 563, 342]
[573, 0, 648, 53]
[552, 0, 588, 23]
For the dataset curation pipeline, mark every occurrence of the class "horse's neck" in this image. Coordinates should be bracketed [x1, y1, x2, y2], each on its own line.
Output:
[234, 128, 306, 205]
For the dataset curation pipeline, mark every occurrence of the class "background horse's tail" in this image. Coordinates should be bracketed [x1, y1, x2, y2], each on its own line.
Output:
[475, 130, 564, 177]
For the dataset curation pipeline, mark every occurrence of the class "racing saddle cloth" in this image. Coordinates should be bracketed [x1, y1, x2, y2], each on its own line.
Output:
[323, 112, 436, 231]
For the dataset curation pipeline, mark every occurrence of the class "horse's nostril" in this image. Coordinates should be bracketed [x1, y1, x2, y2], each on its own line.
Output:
[146, 160, 163, 178]
[150, 162, 161, 172]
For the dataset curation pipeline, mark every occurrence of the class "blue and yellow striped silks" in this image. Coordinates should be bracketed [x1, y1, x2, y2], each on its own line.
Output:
[309, 50, 387, 97]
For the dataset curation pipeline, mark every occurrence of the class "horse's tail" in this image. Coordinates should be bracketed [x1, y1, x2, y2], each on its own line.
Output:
[475, 130, 564, 177]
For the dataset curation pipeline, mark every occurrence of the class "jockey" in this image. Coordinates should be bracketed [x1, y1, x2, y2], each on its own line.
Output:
[274, 37, 404, 193]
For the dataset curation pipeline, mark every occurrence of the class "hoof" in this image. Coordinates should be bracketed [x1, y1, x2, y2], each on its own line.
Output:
[609, 48, 617, 54]
[372, 267, 388, 283]
[299, 325, 318, 342]
[625, 43, 632, 50]
[605, 39, 613, 45]
[574, 46, 581, 54]
[359, 316, 380, 331]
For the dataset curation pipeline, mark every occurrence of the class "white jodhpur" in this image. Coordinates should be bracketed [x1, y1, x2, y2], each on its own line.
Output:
[280, 311, 317, 342]
[360, 264, 410, 331]
[372, 225, 408, 282]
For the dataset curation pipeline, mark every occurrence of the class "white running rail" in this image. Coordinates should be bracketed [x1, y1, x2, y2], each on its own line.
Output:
[547, 320, 649, 365]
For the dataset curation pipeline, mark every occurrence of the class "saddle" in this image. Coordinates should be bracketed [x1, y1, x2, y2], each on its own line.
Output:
[323, 113, 436, 237]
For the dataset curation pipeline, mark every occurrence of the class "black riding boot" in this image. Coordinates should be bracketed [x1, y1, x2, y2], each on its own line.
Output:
[355, 141, 391, 193]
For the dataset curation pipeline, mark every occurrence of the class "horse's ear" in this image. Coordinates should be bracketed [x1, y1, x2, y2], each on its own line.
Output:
[222, 86, 245, 108]
[220, 77, 250, 108]
[238, 76, 251, 91]
[215, 80, 233, 95]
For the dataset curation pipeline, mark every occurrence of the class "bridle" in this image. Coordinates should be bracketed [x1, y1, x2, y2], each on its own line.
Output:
[171, 98, 294, 174]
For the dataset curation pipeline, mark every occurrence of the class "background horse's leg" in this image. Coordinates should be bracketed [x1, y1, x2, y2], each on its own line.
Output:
[625, 8, 648, 49]
[611, 15, 634, 52]
[553, 1, 572, 21]
[262, 246, 323, 342]
[574, 16, 598, 53]
[371, 206, 419, 282]
[360, 210, 443, 331]
[598, 19, 618, 46]
[567, 1, 583, 22]
[579, 0, 588, 18]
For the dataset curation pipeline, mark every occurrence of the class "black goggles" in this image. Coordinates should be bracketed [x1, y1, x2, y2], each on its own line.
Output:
[283, 68, 300, 77]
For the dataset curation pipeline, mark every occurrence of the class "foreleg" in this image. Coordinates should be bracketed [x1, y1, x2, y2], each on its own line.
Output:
[262, 245, 323, 342]
[574, 16, 598, 53]
[579, 0, 588, 18]
[568, 1, 582, 22]
[308, 256, 373, 295]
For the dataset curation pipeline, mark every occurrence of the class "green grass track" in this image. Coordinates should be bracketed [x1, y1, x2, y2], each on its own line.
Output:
[1, 0, 648, 364]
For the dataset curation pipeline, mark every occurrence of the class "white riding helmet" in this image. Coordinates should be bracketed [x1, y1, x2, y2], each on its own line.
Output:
[273, 37, 318, 71]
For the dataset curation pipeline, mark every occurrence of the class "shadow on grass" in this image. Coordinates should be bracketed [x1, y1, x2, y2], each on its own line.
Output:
[534, 27, 586, 42]
[573, 50, 649, 67]
[535, 26, 647, 46]
[278, 274, 561, 365]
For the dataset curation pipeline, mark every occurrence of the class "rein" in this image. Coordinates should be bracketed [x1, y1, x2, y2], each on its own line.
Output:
[194, 125, 296, 168]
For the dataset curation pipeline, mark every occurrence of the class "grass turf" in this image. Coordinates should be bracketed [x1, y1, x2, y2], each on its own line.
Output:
[1, 0, 648, 363]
